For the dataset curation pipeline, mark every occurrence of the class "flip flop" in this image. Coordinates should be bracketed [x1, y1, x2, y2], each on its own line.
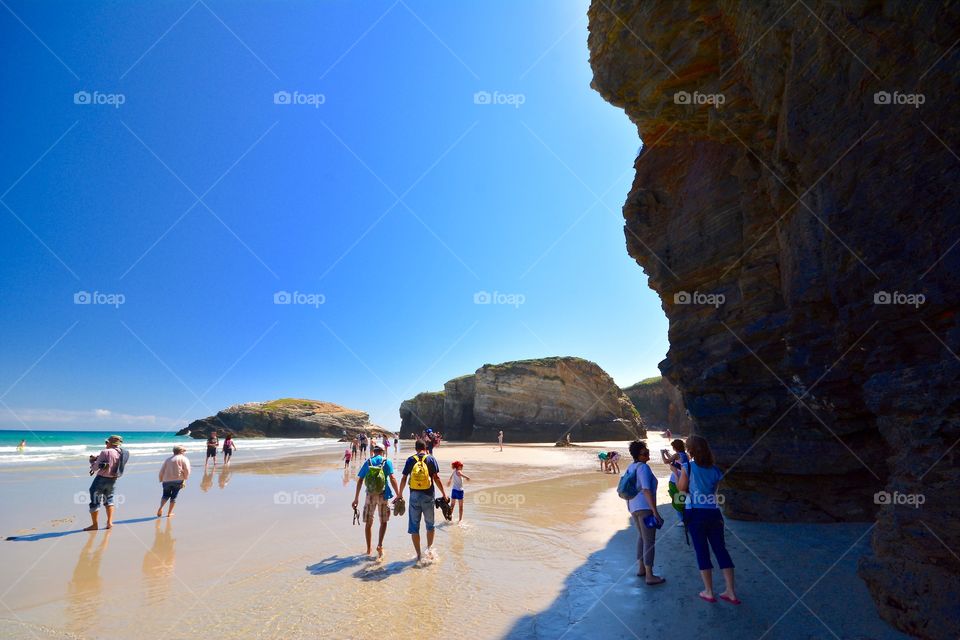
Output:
[698, 592, 717, 603]
[719, 594, 742, 605]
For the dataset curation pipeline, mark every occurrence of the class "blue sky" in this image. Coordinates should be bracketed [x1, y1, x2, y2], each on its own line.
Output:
[0, 0, 667, 431]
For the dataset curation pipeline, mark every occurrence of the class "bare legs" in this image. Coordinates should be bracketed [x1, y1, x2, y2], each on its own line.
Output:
[699, 567, 737, 601]
[410, 528, 436, 561]
[156, 498, 175, 518]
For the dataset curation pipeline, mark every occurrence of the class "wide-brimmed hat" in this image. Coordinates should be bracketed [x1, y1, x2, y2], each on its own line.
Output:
[106, 435, 123, 445]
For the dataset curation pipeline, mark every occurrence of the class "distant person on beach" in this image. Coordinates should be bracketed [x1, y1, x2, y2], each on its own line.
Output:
[397, 439, 447, 562]
[661, 439, 690, 516]
[351, 437, 359, 458]
[359, 434, 368, 458]
[597, 451, 608, 471]
[84, 435, 128, 531]
[223, 434, 235, 464]
[393, 435, 399, 451]
[156, 445, 191, 518]
[17, 439, 26, 451]
[351, 443, 399, 560]
[448, 461, 471, 522]
[425, 430, 436, 455]
[676, 435, 738, 604]
[607, 451, 622, 474]
[343, 446, 352, 468]
[665, 428, 672, 441]
[383, 435, 390, 456]
[626, 440, 665, 585]
[498, 430, 504, 452]
[205, 431, 219, 470]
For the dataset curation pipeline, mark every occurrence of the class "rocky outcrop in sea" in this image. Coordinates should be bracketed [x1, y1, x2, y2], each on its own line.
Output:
[400, 356, 644, 442]
[588, 1, 959, 637]
[180, 399, 387, 439]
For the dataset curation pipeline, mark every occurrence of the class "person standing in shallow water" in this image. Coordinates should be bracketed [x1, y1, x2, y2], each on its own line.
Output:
[397, 439, 447, 562]
[351, 444, 399, 560]
[156, 445, 191, 517]
[626, 440, 665, 585]
[676, 434, 739, 605]
[205, 431, 219, 470]
[222, 434, 236, 464]
[85, 435, 125, 531]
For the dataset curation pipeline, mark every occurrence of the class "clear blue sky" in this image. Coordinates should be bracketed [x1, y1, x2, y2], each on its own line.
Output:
[0, 0, 667, 431]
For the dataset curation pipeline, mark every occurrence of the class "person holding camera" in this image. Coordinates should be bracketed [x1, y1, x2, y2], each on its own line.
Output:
[661, 439, 690, 516]
[84, 435, 126, 531]
[627, 440, 665, 585]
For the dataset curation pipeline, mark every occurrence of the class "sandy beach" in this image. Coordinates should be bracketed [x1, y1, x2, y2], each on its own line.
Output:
[0, 436, 905, 639]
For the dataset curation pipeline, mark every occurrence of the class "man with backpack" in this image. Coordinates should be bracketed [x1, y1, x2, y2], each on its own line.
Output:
[397, 439, 447, 562]
[351, 443, 399, 560]
[84, 434, 129, 531]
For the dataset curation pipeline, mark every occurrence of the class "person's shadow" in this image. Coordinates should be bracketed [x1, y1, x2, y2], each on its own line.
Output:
[353, 559, 417, 581]
[7, 517, 156, 541]
[305, 554, 369, 575]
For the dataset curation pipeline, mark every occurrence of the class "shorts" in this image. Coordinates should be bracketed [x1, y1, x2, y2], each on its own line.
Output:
[363, 492, 391, 524]
[161, 480, 184, 502]
[451, 488, 464, 500]
[88, 475, 117, 512]
[407, 491, 436, 534]
[223, 447, 234, 456]
[206, 447, 217, 458]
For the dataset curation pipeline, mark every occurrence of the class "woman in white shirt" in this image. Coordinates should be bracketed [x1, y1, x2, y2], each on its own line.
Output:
[626, 440, 665, 585]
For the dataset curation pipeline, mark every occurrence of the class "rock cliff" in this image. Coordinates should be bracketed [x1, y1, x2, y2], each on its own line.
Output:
[588, 2, 959, 637]
[622, 376, 692, 433]
[400, 357, 644, 442]
[180, 399, 387, 439]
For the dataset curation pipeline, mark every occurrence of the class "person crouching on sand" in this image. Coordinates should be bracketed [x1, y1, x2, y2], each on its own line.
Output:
[607, 450, 622, 474]
[626, 440, 665, 585]
[85, 435, 126, 531]
[676, 435, 739, 605]
[448, 461, 471, 522]
[351, 444, 399, 560]
[157, 445, 191, 517]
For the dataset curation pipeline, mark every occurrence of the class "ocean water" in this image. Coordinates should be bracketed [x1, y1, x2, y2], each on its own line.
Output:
[0, 430, 341, 466]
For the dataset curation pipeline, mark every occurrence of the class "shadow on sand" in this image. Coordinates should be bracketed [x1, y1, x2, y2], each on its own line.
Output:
[503, 514, 909, 640]
[305, 554, 418, 581]
[6, 517, 158, 541]
[306, 554, 370, 575]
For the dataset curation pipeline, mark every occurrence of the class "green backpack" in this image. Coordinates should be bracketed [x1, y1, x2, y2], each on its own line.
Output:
[364, 457, 387, 494]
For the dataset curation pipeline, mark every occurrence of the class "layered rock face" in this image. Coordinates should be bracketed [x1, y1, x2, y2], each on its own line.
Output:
[400, 357, 644, 442]
[181, 399, 386, 439]
[588, 2, 959, 637]
[622, 376, 692, 433]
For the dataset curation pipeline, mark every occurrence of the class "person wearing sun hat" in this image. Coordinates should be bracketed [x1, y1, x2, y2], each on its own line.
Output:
[84, 435, 126, 531]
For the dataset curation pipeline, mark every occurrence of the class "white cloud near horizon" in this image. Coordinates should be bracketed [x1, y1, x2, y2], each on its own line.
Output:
[0, 407, 178, 429]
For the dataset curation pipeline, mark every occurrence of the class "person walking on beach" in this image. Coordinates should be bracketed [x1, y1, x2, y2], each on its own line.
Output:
[359, 434, 368, 459]
[351, 437, 359, 459]
[343, 445, 353, 468]
[448, 461, 471, 522]
[205, 431, 219, 470]
[676, 435, 739, 604]
[84, 435, 128, 531]
[156, 445, 191, 518]
[222, 434, 236, 464]
[498, 430, 504, 452]
[626, 440, 665, 585]
[661, 439, 690, 516]
[397, 439, 447, 562]
[393, 435, 399, 452]
[351, 443, 399, 560]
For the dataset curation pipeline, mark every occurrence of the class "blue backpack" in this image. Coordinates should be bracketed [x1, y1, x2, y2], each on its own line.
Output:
[617, 464, 640, 500]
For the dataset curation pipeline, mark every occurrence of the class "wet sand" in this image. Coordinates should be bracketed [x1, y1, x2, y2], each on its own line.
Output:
[0, 436, 905, 639]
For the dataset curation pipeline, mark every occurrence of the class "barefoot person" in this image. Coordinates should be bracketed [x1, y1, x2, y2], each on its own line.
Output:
[222, 434, 236, 464]
[626, 440, 665, 585]
[205, 431, 219, 470]
[661, 439, 690, 518]
[84, 435, 128, 531]
[156, 445, 191, 518]
[676, 435, 739, 604]
[397, 439, 447, 562]
[351, 444, 399, 560]
[448, 461, 471, 522]
[498, 430, 504, 452]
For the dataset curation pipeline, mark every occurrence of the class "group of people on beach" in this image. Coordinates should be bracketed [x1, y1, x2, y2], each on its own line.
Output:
[621, 434, 740, 605]
[344, 432, 400, 466]
[204, 431, 236, 469]
[349, 436, 470, 563]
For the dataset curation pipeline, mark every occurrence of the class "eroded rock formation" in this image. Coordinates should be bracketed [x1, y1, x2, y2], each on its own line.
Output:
[622, 375, 692, 433]
[181, 398, 386, 439]
[588, 1, 959, 637]
[400, 357, 644, 442]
